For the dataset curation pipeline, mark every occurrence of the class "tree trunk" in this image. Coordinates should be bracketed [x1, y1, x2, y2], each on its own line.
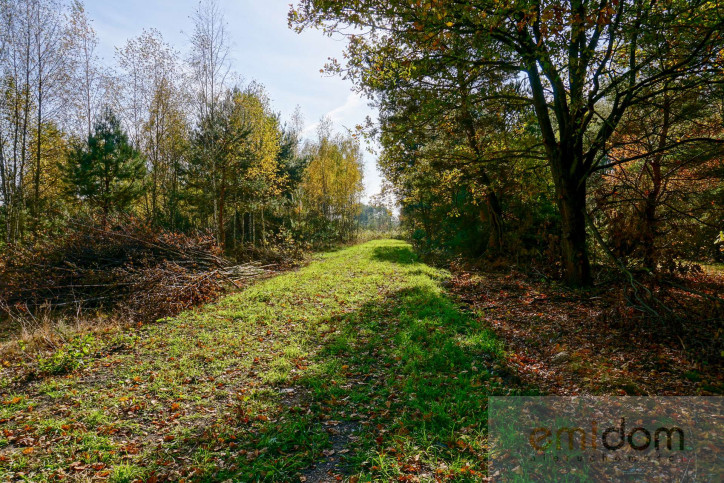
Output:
[524, 56, 595, 286]
[642, 158, 663, 270]
[456, 73, 505, 253]
[102, 203, 108, 230]
[218, 185, 225, 250]
[103, 175, 110, 229]
[642, 92, 669, 270]
[483, 188, 504, 253]
[232, 208, 237, 250]
[33, 71, 43, 236]
[556, 177, 592, 286]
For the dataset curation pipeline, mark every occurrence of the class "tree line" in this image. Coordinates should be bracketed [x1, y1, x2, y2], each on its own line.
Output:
[292, 0, 724, 285]
[0, 0, 365, 252]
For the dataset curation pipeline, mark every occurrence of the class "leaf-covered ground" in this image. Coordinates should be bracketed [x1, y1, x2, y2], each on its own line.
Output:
[1, 239, 525, 482]
[448, 267, 723, 397]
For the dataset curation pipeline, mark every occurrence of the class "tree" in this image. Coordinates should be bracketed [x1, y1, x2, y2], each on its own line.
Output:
[64, 0, 115, 140]
[188, 0, 231, 237]
[1, 0, 38, 242]
[277, 106, 308, 201]
[1, 0, 77, 240]
[186, 84, 286, 249]
[189, 0, 230, 122]
[28, 0, 67, 234]
[357, 203, 395, 232]
[63, 107, 145, 223]
[186, 88, 250, 248]
[593, 80, 724, 268]
[229, 84, 283, 247]
[26, 120, 69, 234]
[301, 120, 364, 244]
[291, 0, 724, 285]
[374, 62, 542, 254]
[117, 28, 187, 223]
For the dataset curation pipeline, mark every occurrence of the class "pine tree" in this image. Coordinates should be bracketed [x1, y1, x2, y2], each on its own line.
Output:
[64, 107, 146, 224]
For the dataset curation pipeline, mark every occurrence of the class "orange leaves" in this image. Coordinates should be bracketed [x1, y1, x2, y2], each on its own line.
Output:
[120, 443, 140, 455]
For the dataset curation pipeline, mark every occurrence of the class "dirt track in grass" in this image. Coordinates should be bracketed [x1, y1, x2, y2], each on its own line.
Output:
[1, 239, 523, 482]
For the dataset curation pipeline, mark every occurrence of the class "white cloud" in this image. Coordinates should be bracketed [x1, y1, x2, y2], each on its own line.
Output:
[301, 92, 366, 138]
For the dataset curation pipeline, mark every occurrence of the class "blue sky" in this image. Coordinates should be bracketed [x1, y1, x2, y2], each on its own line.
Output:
[84, 0, 382, 200]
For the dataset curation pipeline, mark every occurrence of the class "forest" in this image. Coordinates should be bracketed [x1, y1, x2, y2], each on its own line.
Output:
[0, 0, 373, 252]
[291, 0, 724, 285]
[1, 0, 723, 482]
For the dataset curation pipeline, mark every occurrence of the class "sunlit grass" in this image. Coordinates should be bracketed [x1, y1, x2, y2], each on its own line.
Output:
[0, 239, 523, 481]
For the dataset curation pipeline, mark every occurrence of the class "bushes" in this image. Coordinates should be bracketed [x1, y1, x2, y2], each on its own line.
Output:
[36, 334, 95, 375]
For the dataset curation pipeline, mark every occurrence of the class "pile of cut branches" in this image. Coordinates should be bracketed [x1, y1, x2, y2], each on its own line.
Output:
[0, 217, 273, 322]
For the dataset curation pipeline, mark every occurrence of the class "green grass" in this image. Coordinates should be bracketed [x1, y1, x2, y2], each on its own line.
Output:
[0, 239, 522, 481]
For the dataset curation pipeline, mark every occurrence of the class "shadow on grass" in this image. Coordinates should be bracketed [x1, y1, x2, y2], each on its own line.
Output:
[198, 285, 532, 482]
[371, 245, 419, 265]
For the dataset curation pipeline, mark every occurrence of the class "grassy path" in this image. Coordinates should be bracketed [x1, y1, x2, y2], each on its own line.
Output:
[1, 239, 522, 482]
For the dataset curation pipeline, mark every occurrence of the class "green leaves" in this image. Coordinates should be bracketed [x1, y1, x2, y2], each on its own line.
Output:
[63, 108, 146, 217]
[37, 334, 96, 375]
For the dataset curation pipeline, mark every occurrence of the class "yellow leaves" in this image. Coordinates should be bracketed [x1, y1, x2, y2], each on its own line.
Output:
[22, 447, 34, 454]
[302, 130, 364, 221]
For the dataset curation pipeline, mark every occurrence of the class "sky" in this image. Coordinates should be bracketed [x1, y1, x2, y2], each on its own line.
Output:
[83, 0, 382, 201]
